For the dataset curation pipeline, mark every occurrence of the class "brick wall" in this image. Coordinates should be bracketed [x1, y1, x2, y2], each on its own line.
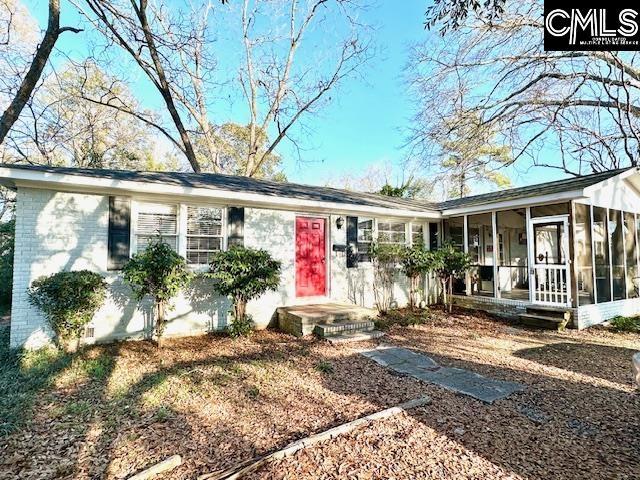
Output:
[576, 298, 640, 329]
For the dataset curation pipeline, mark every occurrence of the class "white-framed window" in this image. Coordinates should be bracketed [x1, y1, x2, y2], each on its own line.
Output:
[378, 220, 407, 245]
[186, 206, 224, 265]
[411, 223, 425, 246]
[132, 201, 227, 266]
[357, 217, 374, 260]
[134, 202, 179, 252]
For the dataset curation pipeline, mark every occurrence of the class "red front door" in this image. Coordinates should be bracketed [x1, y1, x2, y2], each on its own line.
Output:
[296, 217, 327, 297]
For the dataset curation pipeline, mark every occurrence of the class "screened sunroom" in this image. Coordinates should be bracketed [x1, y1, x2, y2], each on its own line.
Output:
[437, 167, 640, 329]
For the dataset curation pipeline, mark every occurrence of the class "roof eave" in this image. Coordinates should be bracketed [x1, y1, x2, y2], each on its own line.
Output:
[441, 189, 586, 216]
[0, 167, 441, 220]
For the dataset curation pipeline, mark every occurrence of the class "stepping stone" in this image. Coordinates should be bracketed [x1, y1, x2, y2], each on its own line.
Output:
[360, 346, 525, 404]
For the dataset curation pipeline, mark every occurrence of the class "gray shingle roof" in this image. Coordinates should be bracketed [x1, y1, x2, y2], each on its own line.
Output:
[0, 163, 438, 213]
[1, 163, 634, 214]
[437, 167, 635, 210]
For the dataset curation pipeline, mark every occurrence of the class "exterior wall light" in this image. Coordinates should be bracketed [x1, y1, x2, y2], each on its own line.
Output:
[336, 216, 345, 229]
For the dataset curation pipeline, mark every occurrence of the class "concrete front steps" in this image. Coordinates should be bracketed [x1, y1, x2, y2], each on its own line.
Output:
[518, 305, 572, 331]
[276, 303, 384, 343]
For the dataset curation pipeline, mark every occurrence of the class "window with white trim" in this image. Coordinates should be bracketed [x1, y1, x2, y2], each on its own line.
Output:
[378, 221, 407, 245]
[411, 223, 424, 246]
[134, 202, 178, 252]
[357, 217, 374, 261]
[186, 206, 224, 265]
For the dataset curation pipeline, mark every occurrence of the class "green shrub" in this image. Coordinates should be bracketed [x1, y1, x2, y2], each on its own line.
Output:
[207, 246, 281, 325]
[28, 270, 108, 346]
[122, 240, 192, 346]
[0, 220, 14, 312]
[227, 314, 254, 338]
[399, 244, 434, 310]
[610, 315, 640, 333]
[430, 242, 472, 312]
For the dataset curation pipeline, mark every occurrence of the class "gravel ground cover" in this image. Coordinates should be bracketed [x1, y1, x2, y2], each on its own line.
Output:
[1, 308, 638, 479]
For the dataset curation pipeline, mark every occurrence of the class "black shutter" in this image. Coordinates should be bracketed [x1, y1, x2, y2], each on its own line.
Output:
[107, 196, 131, 271]
[227, 207, 244, 247]
[346, 216, 358, 268]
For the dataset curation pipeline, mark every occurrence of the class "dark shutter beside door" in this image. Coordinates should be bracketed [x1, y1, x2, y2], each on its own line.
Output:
[346, 216, 358, 268]
[107, 196, 131, 271]
[227, 207, 244, 247]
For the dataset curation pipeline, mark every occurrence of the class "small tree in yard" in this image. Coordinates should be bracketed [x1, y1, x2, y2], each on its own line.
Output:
[122, 240, 192, 346]
[431, 243, 472, 313]
[207, 246, 281, 337]
[28, 270, 108, 352]
[400, 245, 434, 310]
[369, 242, 404, 315]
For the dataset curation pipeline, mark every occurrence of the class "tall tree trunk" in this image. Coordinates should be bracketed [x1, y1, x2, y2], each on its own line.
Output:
[0, 0, 80, 145]
[448, 276, 453, 313]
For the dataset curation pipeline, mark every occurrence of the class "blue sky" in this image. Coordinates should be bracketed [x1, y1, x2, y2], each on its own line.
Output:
[23, 0, 565, 192]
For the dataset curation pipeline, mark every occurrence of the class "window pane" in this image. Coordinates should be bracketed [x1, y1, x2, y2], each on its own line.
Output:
[497, 209, 528, 301]
[574, 203, 594, 305]
[593, 207, 611, 303]
[186, 206, 223, 265]
[443, 216, 464, 251]
[624, 212, 638, 298]
[187, 207, 222, 236]
[356, 217, 373, 261]
[467, 213, 494, 297]
[135, 203, 178, 252]
[609, 209, 626, 300]
[411, 224, 424, 246]
[378, 221, 406, 245]
[429, 222, 439, 250]
[531, 202, 570, 218]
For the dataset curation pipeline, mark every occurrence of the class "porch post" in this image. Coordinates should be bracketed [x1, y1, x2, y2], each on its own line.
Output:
[608, 209, 614, 299]
[636, 213, 640, 291]
[525, 207, 533, 303]
[492, 210, 499, 299]
[463, 214, 470, 295]
[590, 204, 598, 304]
[622, 210, 629, 300]
[569, 202, 578, 308]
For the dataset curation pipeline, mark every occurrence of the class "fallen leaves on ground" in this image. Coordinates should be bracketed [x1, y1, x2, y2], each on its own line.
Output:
[1, 309, 638, 480]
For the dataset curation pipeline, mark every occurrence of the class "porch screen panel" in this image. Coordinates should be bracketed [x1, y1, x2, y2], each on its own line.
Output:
[467, 213, 494, 297]
[443, 216, 465, 294]
[593, 207, 611, 303]
[574, 204, 594, 305]
[624, 212, 638, 298]
[531, 203, 570, 218]
[609, 209, 626, 300]
[496, 209, 528, 301]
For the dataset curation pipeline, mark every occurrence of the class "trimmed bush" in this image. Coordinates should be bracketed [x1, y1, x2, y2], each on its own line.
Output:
[28, 270, 108, 348]
[610, 315, 640, 333]
[122, 240, 192, 346]
[207, 246, 281, 335]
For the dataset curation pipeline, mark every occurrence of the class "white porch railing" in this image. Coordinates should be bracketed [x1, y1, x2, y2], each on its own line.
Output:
[532, 265, 569, 306]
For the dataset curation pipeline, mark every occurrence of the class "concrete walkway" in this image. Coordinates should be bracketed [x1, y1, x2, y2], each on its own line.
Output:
[360, 346, 525, 404]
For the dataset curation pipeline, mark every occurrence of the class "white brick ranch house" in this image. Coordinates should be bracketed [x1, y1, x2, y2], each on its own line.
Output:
[1, 164, 640, 348]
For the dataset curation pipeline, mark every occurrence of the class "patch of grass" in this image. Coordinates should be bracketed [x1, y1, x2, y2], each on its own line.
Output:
[246, 385, 260, 399]
[64, 399, 92, 417]
[375, 308, 432, 330]
[154, 406, 173, 422]
[315, 360, 334, 374]
[610, 315, 640, 333]
[0, 327, 73, 436]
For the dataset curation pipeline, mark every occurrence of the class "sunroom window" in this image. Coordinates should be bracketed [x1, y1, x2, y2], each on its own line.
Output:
[135, 203, 178, 252]
[186, 206, 224, 265]
[411, 224, 424, 246]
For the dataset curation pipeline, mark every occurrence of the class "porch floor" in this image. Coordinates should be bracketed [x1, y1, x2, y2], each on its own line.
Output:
[276, 303, 378, 337]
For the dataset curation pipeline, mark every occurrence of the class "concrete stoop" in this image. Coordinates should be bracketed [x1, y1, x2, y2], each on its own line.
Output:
[276, 303, 384, 342]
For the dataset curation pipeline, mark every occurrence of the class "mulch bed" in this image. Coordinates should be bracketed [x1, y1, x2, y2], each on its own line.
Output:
[1, 310, 639, 479]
